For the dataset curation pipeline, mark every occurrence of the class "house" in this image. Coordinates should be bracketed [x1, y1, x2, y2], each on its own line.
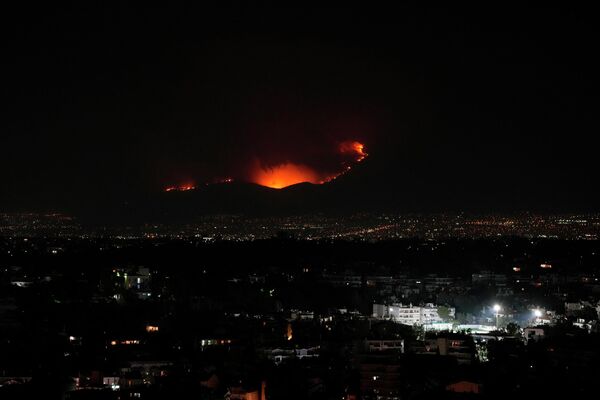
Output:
[413, 334, 475, 365]
[524, 327, 545, 342]
[358, 358, 403, 399]
[365, 339, 404, 353]
[372, 303, 455, 325]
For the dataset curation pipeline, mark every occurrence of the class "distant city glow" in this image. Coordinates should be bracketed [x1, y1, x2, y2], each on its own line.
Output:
[111, 339, 140, 345]
[200, 339, 232, 346]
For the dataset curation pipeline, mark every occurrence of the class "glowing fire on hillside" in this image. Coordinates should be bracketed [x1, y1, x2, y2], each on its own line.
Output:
[164, 184, 196, 192]
[164, 140, 368, 191]
[251, 140, 368, 189]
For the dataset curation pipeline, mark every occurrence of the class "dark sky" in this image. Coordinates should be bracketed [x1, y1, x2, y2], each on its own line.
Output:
[3, 4, 599, 213]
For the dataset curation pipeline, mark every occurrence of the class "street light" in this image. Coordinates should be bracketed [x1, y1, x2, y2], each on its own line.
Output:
[493, 304, 501, 328]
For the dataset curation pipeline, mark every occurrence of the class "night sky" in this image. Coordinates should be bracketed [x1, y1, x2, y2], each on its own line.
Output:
[3, 4, 599, 214]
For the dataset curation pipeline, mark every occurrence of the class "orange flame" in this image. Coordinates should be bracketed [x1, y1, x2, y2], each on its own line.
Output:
[164, 184, 196, 192]
[251, 140, 368, 189]
[164, 141, 369, 191]
[252, 162, 320, 189]
[339, 140, 367, 162]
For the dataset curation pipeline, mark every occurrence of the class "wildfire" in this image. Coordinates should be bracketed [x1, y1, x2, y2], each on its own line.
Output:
[165, 141, 369, 191]
[339, 140, 368, 162]
[251, 162, 320, 189]
[251, 140, 368, 189]
[164, 184, 196, 192]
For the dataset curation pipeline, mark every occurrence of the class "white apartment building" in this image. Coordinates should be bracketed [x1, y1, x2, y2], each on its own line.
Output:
[372, 303, 455, 326]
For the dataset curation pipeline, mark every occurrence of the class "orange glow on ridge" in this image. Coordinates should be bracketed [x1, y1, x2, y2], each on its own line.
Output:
[164, 184, 196, 192]
[339, 140, 368, 162]
[164, 141, 369, 191]
[251, 140, 368, 189]
[252, 162, 320, 189]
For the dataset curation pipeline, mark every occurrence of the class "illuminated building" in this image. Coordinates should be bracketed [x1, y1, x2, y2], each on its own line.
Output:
[372, 303, 454, 326]
[365, 339, 404, 353]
